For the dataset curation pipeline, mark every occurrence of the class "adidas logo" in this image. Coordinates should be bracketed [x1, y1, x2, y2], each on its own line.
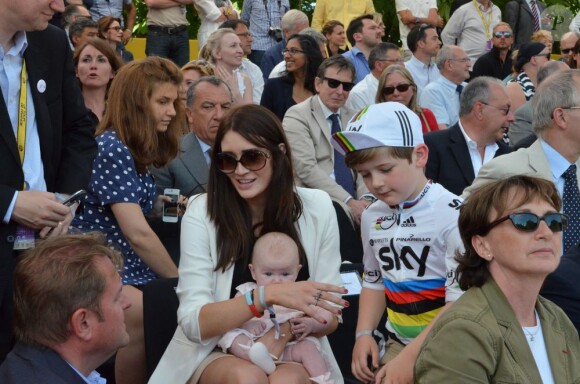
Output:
[400, 216, 416, 227]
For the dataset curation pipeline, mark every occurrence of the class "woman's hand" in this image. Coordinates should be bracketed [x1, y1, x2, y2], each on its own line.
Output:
[263, 281, 348, 323]
[352, 335, 379, 383]
[215, 64, 244, 104]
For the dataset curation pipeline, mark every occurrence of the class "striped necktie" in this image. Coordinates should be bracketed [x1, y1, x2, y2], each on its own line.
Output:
[530, 0, 540, 32]
[562, 164, 580, 252]
[330, 113, 355, 197]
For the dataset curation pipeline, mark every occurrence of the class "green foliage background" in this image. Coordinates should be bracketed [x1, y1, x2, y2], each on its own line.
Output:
[132, 0, 579, 44]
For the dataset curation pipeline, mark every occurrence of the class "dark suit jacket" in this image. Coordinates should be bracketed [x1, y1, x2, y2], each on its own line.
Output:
[150, 133, 210, 198]
[0, 342, 87, 384]
[505, 0, 547, 48]
[260, 39, 285, 81]
[425, 123, 512, 196]
[541, 244, 580, 336]
[0, 26, 96, 357]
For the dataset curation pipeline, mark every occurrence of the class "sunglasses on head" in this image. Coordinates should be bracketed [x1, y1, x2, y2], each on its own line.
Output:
[382, 83, 413, 96]
[322, 77, 355, 91]
[534, 52, 551, 59]
[216, 149, 271, 174]
[486, 212, 568, 233]
[493, 31, 512, 38]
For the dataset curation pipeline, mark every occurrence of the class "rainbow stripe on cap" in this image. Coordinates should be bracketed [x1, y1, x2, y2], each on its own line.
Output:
[333, 132, 356, 154]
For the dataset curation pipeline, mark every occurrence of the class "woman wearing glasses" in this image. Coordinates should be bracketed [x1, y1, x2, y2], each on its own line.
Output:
[260, 34, 324, 121]
[415, 175, 580, 383]
[97, 16, 134, 62]
[376, 65, 439, 133]
[149, 105, 346, 384]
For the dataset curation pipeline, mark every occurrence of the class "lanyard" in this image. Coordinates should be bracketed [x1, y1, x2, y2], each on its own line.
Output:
[472, 0, 493, 40]
[17, 61, 28, 190]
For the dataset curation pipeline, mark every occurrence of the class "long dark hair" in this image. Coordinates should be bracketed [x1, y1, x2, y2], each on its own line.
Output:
[283, 34, 324, 95]
[207, 105, 306, 272]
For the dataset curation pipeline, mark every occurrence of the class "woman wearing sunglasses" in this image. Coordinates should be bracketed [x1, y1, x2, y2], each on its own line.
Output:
[415, 175, 580, 383]
[260, 34, 324, 121]
[376, 65, 439, 133]
[149, 104, 346, 384]
[97, 16, 134, 63]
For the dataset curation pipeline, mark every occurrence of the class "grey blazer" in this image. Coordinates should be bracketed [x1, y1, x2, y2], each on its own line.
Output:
[151, 133, 210, 197]
[508, 99, 533, 145]
[462, 139, 580, 198]
[505, 0, 547, 48]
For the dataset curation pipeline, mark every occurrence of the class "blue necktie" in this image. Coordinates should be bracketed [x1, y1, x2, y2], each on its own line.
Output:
[330, 113, 355, 197]
[562, 164, 580, 252]
[456, 84, 464, 95]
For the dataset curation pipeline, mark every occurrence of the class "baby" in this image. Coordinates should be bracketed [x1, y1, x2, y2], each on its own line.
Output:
[217, 232, 335, 384]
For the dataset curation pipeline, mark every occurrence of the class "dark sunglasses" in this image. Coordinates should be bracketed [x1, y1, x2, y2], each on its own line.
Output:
[382, 83, 413, 96]
[493, 31, 512, 38]
[322, 77, 355, 91]
[486, 212, 568, 233]
[561, 48, 573, 54]
[216, 149, 271, 174]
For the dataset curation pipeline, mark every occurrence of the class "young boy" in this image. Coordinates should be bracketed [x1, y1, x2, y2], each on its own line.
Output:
[332, 102, 464, 383]
[217, 232, 336, 384]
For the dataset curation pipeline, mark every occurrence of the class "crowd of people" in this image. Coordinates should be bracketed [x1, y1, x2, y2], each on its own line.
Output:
[1, 0, 580, 384]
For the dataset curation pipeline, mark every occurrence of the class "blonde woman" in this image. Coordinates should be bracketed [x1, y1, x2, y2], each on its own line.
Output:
[202, 28, 253, 105]
[376, 65, 438, 133]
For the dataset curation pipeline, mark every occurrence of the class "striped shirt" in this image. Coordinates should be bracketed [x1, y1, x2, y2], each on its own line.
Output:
[241, 0, 289, 52]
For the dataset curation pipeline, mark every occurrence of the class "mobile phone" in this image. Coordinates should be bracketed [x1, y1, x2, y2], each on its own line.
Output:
[162, 188, 180, 223]
[62, 189, 87, 207]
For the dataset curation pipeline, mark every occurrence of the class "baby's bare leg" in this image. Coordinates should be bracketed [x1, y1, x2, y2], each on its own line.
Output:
[282, 339, 328, 378]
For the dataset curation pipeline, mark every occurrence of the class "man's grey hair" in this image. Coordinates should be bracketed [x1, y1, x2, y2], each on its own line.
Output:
[69, 17, 97, 39]
[537, 60, 569, 85]
[186, 76, 233, 108]
[459, 76, 505, 116]
[63, 4, 88, 28]
[435, 45, 457, 70]
[299, 28, 326, 45]
[533, 69, 580, 136]
[280, 9, 309, 33]
[368, 42, 399, 69]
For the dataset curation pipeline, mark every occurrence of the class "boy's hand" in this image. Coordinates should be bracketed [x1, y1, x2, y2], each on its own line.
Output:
[352, 335, 379, 383]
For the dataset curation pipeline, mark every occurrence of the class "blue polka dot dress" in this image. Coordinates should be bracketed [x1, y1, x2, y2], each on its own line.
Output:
[72, 130, 157, 285]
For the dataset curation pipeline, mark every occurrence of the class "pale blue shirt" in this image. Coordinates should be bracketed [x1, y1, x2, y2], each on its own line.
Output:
[342, 47, 370, 84]
[241, 0, 289, 51]
[196, 135, 212, 166]
[66, 362, 107, 384]
[90, 0, 132, 28]
[404, 54, 440, 96]
[541, 138, 572, 197]
[419, 75, 464, 127]
[0, 31, 45, 223]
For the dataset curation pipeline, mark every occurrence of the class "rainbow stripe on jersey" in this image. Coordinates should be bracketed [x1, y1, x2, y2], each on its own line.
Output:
[384, 278, 445, 339]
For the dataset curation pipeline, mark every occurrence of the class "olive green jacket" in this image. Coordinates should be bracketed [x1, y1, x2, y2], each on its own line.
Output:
[415, 278, 580, 383]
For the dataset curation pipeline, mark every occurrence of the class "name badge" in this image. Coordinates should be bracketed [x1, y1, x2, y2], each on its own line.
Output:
[13, 225, 35, 250]
[485, 40, 492, 51]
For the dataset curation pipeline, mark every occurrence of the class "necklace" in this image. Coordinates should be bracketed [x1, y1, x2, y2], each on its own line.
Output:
[522, 310, 541, 342]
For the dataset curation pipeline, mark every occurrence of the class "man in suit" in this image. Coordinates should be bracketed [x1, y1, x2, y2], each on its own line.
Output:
[0, 233, 131, 383]
[463, 69, 580, 253]
[540, 243, 580, 335]
[152, 76, 233, 198]
[509, 60, 569, 146]
[0, 0, 97, 362]
[425, 77, 513, 196]
[283, 56, 370, 225]
[505, 0, 546, 49]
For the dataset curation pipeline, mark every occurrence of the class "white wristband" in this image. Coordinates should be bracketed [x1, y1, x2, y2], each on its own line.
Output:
[355, 329, 374, 339]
